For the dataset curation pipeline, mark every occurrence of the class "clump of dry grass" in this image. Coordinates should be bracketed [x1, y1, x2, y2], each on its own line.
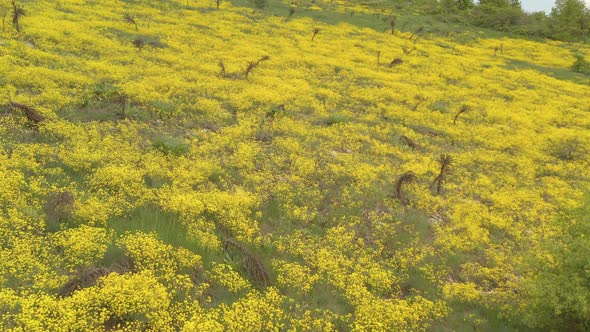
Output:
[58, 267, 112, 297]
[58, 258, 133, 298]
[7, 102, 45, 124]
[44, 191, 74, 222]
[412, 95, 428, 111]
[223, 238, 271, 287]
[400, 135, 417, 149]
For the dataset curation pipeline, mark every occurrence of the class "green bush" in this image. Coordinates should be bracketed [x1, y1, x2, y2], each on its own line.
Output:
[153, 136, 189, 156]
[471, 5, 524, 30]
[572, 53, 590, 75]
[522, 195, 590, 331]
[321, 114, 349, 126]
[549, 137, 585, 161]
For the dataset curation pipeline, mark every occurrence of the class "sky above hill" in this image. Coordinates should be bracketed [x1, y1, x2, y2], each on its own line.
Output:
[521, 0, 555, 12]
[520, 0, 590, 13]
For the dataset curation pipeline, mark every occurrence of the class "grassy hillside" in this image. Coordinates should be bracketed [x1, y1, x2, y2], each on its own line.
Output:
[1, 0, 589, 330]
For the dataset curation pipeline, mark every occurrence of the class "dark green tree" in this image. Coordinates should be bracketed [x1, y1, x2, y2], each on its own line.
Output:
[551, 0, 589, 40]
[473, 0, 525, 29]
[457, 0, 475, 10]
[479, 0, 521, 8]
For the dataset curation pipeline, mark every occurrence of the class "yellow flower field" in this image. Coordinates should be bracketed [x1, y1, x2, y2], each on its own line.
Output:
[1, 0, 589, 330]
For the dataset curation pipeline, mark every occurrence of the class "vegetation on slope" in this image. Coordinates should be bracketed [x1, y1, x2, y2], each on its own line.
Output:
[0, 0, 589, 330]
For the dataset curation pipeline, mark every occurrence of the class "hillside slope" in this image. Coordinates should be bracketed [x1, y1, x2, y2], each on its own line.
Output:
[1, 0, 590, 330]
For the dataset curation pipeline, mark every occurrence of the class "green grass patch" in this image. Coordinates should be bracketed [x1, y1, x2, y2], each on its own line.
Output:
[505, 59, 590, 85]
[319, 114, 349, 126]
[153, 136, 190, 156]
[106, 205, 196, 249]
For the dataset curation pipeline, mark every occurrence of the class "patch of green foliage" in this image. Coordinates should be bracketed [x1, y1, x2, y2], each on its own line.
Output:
[571, 52, 590, 75]
[522, 194, 590, 331]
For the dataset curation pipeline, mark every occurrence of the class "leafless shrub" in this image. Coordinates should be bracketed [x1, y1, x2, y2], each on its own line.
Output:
[431, 154, 453, 195]
[132, 38, 145, 50]
[388, 17, 396, 35]
[393, 171, 416, 206]
[389, 58, 403, 68]
[11, 0, 25, 32]
[218, 56, 269, 79]
[409, 26, 424, 40]
[243, 55, 269, 78]
[453, 105, 470, 125]
[311, 27, 320, 41]
[123, 13, 138, 31]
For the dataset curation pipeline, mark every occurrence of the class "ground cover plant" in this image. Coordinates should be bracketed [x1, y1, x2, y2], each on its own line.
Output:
[0, 0, 589, 330]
